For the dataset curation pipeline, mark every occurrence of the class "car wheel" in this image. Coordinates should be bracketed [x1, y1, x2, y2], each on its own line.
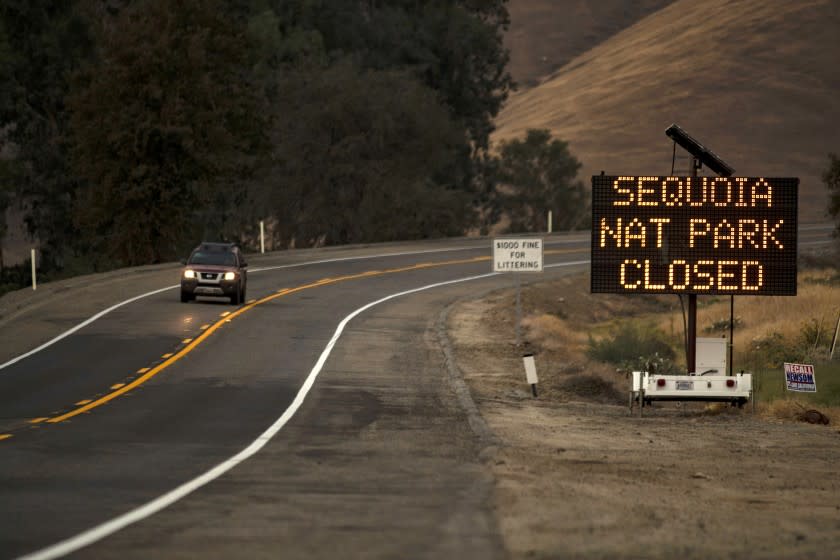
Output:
[230, 288, 240, 305]
[180, 290, 191, 303]
[241, 284, 247, 303]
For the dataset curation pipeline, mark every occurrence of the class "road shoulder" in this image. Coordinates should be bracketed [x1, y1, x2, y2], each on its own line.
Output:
[446, 276, 840, 559]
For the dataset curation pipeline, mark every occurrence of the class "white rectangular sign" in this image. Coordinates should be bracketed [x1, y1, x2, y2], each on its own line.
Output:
[696, 337, 727, 375]
[523, 354, 539, 384]
[493, 238, 543, 273]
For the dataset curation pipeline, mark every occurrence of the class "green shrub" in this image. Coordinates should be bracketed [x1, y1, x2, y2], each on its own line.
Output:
[797, 317, 833, 362]
[587, 321, 679, 373]
[742, 331, 797, 371]
[745, 320, 836, 372]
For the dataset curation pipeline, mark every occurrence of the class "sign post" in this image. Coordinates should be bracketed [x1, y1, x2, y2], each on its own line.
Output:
[493, 237, 544, 347]
[515, 273, 521, 346]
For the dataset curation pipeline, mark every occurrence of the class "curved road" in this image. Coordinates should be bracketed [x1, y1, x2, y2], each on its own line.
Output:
[0, 225, 832, 559]
[0, 235, 592, 560]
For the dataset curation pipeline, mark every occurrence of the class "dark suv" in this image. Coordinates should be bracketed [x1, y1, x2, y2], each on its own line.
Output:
[180, 242, 248, 304]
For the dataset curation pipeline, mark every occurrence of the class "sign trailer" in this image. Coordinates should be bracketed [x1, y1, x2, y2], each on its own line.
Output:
[594, 125, 799, 415]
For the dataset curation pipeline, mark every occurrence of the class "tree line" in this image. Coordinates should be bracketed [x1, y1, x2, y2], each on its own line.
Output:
[0, 0, 589, 290]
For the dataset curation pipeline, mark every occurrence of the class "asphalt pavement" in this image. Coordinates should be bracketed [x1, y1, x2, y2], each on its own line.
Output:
[0, 235, 589, 559]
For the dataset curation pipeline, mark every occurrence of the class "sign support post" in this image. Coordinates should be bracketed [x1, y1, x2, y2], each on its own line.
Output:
[515, 273, 522, 346]
[728, 295, 735, 376]
[686, 156, 698, 374]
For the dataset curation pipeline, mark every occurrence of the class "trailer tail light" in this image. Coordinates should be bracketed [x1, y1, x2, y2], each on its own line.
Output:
[726, 379, 736, 388]
[657, 378, 666, 387]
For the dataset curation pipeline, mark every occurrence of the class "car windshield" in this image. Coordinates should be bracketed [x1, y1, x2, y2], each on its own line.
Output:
[189, 251, 236, 266]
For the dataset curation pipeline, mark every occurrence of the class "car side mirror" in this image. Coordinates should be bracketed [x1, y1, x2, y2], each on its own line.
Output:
[241, 262, 248, 268]
[180, 258, 187, 265]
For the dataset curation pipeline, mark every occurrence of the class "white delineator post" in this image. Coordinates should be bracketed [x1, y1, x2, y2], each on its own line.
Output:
[547, 210, 553, 233]
[260, 220, 265, 254]
[31, 248, 37, 290]
[523, 353, 539, 397]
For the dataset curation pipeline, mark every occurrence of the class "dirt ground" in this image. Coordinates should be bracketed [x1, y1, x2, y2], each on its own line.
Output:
[449, 274, 840, 559]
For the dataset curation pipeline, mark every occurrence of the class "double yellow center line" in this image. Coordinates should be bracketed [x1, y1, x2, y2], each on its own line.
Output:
[5, 247, 583, 436]
[46, 255, 494, 424]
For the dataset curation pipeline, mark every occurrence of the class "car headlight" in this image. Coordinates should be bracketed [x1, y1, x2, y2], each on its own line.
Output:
[224, 271, 236, 281]
[183, 270, 196, 279]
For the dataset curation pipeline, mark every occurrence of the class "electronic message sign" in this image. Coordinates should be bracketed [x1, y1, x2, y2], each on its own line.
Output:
[591, 175, 798, 295]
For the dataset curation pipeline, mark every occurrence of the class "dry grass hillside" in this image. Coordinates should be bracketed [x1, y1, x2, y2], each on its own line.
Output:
[504, 0, 675, 87]
[497, 0, 840, 221]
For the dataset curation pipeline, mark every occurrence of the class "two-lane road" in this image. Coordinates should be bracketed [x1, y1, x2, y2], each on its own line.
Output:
[1, 224, 833, 559]
[0, 235, 590, 559]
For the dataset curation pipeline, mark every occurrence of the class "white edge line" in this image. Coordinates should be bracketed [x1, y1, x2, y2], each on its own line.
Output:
[248, 245, 479, 273]
[15, 271, 492, 560]
[0, 285, 178, 371]
[16, 259, 591, 560]
[546, 260, 590, 269]
[242, 237, 586, 274]
[246, 241, 589, 274]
